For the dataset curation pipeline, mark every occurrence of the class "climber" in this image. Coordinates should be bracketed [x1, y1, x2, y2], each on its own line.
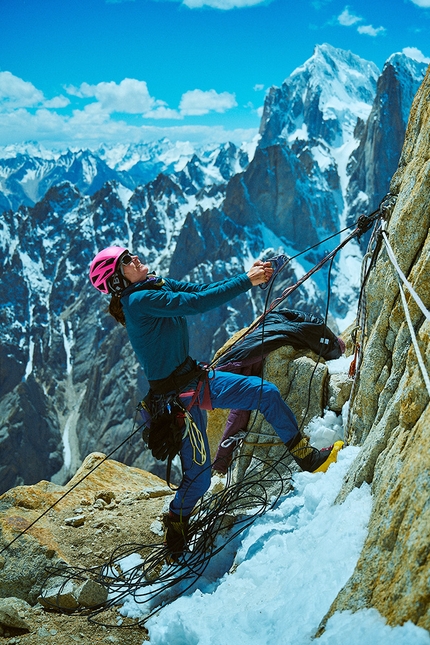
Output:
[89, 246, 342, 562]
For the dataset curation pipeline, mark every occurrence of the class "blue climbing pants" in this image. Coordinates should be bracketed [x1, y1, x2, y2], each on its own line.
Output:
[170, 370, 299, 517]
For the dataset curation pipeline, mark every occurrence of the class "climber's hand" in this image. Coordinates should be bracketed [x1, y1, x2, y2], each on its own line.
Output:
[247, 261, 274, 286]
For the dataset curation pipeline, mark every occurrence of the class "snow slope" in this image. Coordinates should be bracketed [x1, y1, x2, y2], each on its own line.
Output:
[113, 380, 430, 644]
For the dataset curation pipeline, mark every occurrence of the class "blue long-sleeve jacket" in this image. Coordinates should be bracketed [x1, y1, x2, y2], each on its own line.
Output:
[120, 274, 252, 381]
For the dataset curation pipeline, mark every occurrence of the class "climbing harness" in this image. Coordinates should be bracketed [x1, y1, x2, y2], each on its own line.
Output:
[139, 393, 207, 488]
[148, 356, 207, 395]
[3, 201, 390, 621]
[140, 398, 186, 462]
[139, 355, 211, 487]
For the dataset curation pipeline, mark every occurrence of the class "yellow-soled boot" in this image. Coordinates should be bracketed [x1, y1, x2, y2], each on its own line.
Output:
[286, 433, 344, 473]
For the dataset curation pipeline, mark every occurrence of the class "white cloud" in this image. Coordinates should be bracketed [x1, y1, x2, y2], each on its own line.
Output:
[0, 105, 257, 148]
[43, 96, 70, 109]
[0, 71, 44, 110]
[64, 84, 84, 97]
[66, 80, 237, 119]
[0, 71, 246, 148]
[402, 46, 430, 63]
[357, 24, 386, 36]
[66, 78, 160, 114]
[144, 106, 183, 120]
[410, 0, 430, 7]
[253, 83, 265, 91]
[179, 89, 237, 115]
[182, 0, 267, 9]
[338, 7, 362, 26]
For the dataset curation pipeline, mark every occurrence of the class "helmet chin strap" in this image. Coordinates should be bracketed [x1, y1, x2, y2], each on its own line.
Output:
[108, 271, 131, 295]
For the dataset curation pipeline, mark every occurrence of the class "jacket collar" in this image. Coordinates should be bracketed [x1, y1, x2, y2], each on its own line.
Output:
[121, 274, 165, 298]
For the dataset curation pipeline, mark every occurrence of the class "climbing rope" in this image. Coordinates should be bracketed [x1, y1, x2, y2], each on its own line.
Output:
[184, 410, 207, 466]
[0, 411, 145, 556]
[209, 209, 382, 371]
[345, 193, 430, 442]
[379, 225, 430, 397]
[397, 279, 430, 397]
[381, 227, 430, 321]
[3, 201, 388, 623]
[38, 450, 293, 628]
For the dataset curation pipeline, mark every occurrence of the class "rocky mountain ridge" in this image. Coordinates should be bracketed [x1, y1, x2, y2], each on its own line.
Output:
[319, 60, 430, 633]
[0, 140, 251, 213]
[0, 44, 427, 494]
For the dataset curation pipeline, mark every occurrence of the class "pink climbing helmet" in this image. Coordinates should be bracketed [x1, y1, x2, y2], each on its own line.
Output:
[89, 246, 129, 294]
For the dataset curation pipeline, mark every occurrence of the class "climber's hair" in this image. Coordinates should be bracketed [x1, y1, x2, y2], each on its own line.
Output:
[108, 294, 126, 326]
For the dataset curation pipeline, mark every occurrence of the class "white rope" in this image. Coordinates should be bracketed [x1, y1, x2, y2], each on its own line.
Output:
[397, 280, 430, 397]
[381, 229, 430, 321]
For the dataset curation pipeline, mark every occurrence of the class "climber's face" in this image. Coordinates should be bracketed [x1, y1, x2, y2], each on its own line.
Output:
[120, 254, 149, 283]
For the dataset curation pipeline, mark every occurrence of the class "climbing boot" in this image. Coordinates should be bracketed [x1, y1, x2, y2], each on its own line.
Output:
[286, 432, 343, 473]
[163, 510, 190, 562]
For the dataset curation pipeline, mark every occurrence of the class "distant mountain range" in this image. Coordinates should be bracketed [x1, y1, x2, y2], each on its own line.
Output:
[0, 139, 252, 213]
[0, 43, 427, 493]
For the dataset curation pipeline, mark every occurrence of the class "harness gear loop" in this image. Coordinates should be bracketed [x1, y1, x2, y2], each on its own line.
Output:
[180, 367, 213, 411]
[139, 394, 187, 489]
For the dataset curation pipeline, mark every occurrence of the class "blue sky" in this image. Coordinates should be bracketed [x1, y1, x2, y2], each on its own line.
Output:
[0, 0, 429, 149]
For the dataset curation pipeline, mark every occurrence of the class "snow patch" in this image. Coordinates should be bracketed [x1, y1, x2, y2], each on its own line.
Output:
[116, 184, 133, 208]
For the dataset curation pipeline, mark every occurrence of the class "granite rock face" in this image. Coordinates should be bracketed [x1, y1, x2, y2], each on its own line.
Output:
[318, 64, 430, 632]
[0, 453, 172, 604]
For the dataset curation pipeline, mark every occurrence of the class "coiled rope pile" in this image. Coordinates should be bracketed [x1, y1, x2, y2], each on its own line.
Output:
[40, 449, 292, 628]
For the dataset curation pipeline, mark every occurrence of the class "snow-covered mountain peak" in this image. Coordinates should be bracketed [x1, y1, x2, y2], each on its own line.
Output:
[299, 43, 379, 113]
[0, 138, 252, 213]
[0, 141, 63, 161]
[384, 51, 428, 84]
[0, 42, 424, 502]
[260, 44, 380, 149]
